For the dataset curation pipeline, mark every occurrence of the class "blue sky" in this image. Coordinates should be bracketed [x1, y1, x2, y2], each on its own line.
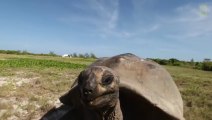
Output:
[0, 0, 211, 61]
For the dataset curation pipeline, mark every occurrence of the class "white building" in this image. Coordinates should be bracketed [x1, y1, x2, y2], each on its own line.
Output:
[62, 54, 71, 58]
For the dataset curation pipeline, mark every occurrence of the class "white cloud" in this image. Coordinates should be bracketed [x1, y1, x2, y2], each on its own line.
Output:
[59, 0, 123, 38]
[174, 3, 209, 23]
[108, 10, 118, 29]
[142, 24, 160, 33]
[59, 1, 212, 42]
[161, 3, 212, 41]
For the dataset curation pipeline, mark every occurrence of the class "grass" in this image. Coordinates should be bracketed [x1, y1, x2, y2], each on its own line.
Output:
[0, 54, 211, 120]
[0, 54, 90, 119]
[0, 53, 95, 65]
[0, 58, 87, 69]
[165, 66, 212, 120]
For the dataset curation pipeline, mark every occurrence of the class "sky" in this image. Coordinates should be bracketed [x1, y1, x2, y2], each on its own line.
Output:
[0, 0, 211, 61]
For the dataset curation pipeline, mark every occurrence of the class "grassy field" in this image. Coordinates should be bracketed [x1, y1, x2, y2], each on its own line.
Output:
[0, 54, 211, 120]
[165, 66, 212, 120]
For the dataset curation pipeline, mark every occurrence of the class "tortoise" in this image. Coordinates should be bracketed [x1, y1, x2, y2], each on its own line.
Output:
[41, 53, 184, 120]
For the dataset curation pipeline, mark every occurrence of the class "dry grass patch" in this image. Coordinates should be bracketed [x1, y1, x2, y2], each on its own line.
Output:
[0, 67, 82, 119]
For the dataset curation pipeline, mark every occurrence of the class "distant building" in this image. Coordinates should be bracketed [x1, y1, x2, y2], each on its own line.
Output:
[62, 54, 71, 58]
[204, 58, 211, 62]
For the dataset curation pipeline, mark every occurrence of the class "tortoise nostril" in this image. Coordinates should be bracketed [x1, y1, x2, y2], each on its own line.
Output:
[83, 88, 93, 96]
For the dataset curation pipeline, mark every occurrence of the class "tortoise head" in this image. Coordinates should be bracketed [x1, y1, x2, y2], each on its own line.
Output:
[78, 66, 120, 109]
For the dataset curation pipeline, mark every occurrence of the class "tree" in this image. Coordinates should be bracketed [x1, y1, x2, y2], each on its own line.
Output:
[84, 53, 90, 58]
[190, 58, 195, 66]
[72, 53, 78, 57]
[22, 50, 30, 55]
[49, 51, 57, 56]
[90, 53, 97, 59]
[78, 53, 85, 58]
[190, 58, 194, 63]
[169, 58, 180, 66]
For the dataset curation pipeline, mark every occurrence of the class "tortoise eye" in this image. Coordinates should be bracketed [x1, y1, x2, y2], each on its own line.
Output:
[102, 76, 113, 85]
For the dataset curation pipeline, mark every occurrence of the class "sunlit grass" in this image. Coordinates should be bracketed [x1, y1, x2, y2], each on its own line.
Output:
[0, 58, 87, 69]
[165, 66, 212, 120]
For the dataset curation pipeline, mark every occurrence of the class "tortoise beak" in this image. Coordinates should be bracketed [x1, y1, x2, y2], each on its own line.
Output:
[80, 80, 98, 102]
[82, 87, 96, 102]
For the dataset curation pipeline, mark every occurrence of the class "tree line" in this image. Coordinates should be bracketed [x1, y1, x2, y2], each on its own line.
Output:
[0, 50, 211, 71]
[0, 50, 97, 58]
[69, 53, 97, 59]
[0, 50, 58, 56]
[150, 58, 212, 71]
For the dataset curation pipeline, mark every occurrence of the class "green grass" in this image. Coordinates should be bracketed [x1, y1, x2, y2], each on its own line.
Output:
[0, 53, 95, 65]
[0, 58, 87, 69]
[165, 66, 212, 120]
[0, 54, 211, 120]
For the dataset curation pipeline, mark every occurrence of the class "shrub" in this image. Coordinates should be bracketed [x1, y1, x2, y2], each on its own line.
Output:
[48, 51, 57, 56]
[202, 62, 212, 71]
[151, 59, 168, 65]
[90, 53, 97, 59]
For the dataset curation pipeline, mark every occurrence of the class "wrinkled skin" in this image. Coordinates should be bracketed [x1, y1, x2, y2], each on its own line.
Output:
[78, 66, 119, 108]
[77, 66, 123, 120]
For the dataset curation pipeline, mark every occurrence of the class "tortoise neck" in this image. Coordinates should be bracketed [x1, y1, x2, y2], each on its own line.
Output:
[96, 100, 123, 120]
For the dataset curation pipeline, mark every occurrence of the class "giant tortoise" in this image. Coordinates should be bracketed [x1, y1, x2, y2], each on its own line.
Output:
[41, 53, 184, 120]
